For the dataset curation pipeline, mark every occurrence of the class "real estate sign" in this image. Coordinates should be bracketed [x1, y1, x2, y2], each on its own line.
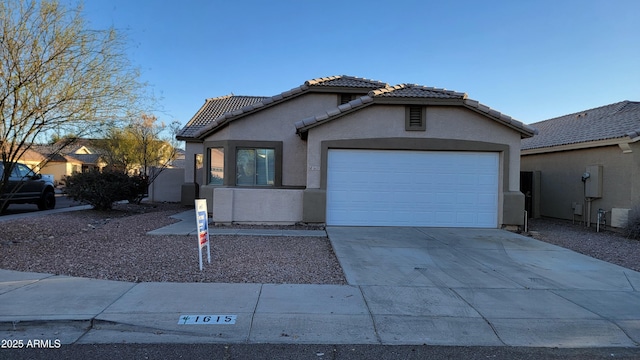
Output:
[195, 199, 211, 270]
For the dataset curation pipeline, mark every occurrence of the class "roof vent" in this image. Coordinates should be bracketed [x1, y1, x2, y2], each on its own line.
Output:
[576, 112, 588, 118]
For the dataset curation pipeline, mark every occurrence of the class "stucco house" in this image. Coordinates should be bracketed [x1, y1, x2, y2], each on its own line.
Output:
[177, 75, 536, 228]
[29, 140, 106, 184]
[521, 100, 640, 228]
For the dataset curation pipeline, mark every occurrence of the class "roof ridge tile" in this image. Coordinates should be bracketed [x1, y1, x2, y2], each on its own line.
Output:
[370, 83, 468, 99]
[305, 75, 387, 88]
[305, 75, 342, 86]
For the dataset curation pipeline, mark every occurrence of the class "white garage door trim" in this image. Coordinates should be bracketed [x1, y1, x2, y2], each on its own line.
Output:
[326, 149, 499, 228]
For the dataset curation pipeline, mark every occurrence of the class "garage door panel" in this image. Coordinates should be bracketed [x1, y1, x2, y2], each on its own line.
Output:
[456, 193, 477, 205]
[477, 212, 496, 226]
[456, 213, 478, 225]
[327, 150, 498, 228]
[435, 192, 456, 204]
[478, 193, 497, 205]
[478, 174, 497, 185]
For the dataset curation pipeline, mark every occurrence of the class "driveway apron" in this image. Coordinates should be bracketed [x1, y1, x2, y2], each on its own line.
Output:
[326, 226, 640, 347]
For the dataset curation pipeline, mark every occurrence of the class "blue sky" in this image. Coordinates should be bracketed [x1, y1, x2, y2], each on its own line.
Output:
[79, 0, 640, 126]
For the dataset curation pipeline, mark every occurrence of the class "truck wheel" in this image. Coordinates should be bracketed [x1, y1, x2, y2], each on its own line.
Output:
[38, 190, 56, 210]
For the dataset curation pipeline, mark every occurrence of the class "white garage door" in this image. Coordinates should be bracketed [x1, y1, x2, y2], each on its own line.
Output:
[326, 149, 499, 227]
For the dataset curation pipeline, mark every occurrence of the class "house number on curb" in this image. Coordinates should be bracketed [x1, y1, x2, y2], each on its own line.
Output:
[178, 315, 237, 325]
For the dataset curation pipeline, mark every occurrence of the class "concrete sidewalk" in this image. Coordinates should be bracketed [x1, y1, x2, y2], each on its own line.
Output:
[1, 218, 640, 347]
[1, 264, 639, 347]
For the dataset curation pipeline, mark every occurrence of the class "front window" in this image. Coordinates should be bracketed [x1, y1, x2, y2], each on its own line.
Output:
[236, 148, 274, 186]
[209, 148, 224, 185]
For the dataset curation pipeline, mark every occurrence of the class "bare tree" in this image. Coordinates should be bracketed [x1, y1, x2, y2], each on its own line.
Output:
[95, 114, 179, 203]
[0, 0, 145, 203]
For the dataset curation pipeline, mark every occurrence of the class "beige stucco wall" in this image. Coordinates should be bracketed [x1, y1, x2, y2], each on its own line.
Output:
[148, 167, 184, 203]
[191, 98, 526, 225]
[40, 162, 79, 185]
[306, 105, 523, 191]
[201, 93, 338, 187]
[212, 187, 303, 224]
[521, 143, 640, 225]
[304, 105, 525, 227]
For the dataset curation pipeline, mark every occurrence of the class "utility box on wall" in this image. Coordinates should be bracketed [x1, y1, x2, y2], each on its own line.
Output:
[585, 165, 603, 198]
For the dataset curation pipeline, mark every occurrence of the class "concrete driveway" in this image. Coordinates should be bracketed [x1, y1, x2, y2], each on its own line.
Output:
[326, 226, 640, 347]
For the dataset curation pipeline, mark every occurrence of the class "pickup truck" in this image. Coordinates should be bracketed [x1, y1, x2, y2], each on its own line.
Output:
[0, 161, 56, 212]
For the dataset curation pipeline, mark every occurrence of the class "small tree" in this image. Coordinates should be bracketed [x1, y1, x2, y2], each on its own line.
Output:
[95, 127, 139, 173]
[0, 0, 146, 208]
[95, 114, 178, 203]
[129, 114, 178, 178]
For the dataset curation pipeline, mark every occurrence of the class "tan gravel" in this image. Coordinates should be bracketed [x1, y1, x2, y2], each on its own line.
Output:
[1, 203, 638, 284]
[0, 203, 347, 284]
[527, 217, 640, 272]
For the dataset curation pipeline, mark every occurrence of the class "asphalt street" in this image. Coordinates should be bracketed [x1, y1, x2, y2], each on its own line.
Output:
[2, 344, 640, 360]
[0, 194, 84, 216]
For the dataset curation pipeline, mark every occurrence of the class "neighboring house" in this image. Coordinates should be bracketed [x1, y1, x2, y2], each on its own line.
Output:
[25, 139, 107, 184]
[177, 75, 536, 228]
[521, 100, 640, 228]
[12, 148, 49, 173]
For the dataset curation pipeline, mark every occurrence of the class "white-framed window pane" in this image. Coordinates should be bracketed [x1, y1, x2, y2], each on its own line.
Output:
[236, 148, 274, 186]
[209, 148, 224, 185]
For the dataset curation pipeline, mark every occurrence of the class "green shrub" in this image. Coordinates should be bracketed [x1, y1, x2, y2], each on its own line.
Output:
[64, 170, 145, 210]
[127, 174, 149, 204]
[623, 205, 640, 240]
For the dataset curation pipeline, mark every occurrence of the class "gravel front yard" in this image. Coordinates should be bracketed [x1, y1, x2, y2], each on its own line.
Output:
[1, 203, 639, 283]
[0, 203, 346, 284]
[527, 217, 640, 272]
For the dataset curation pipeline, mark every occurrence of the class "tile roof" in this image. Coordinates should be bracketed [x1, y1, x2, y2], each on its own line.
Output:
[185, 76, 387, 140]
[177, 95, 268, 139]
[305, 75, 388, 88]
[70, 153, 101, 165]
[178, 77, 537, 140]
[29, 143, 98, 164]
[371, 83, 467, 99]
[521, 101, 640, 150]
[295, 84, 536, 137]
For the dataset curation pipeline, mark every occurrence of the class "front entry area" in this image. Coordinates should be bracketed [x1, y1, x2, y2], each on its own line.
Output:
[326, 149, 499, 227]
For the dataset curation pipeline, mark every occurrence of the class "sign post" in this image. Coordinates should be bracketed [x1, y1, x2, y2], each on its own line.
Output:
[195, 199, 211, 270]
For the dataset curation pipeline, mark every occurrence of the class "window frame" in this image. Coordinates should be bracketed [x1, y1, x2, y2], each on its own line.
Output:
[235, 147, 276, 186]
[208, 147, 224, 185]
[203, 140, 283, 187]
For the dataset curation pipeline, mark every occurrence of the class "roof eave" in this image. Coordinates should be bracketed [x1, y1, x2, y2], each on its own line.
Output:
[176, 135, 203, 142]
[296, 96, 376, 134]
[296, 96, 535, 138]
[522, 137, 631, 155]
[461, 100, 536, 138]
[377, 97, 536, 138]
[193, 87, 312, 139]
[194, 78, 390, 140]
